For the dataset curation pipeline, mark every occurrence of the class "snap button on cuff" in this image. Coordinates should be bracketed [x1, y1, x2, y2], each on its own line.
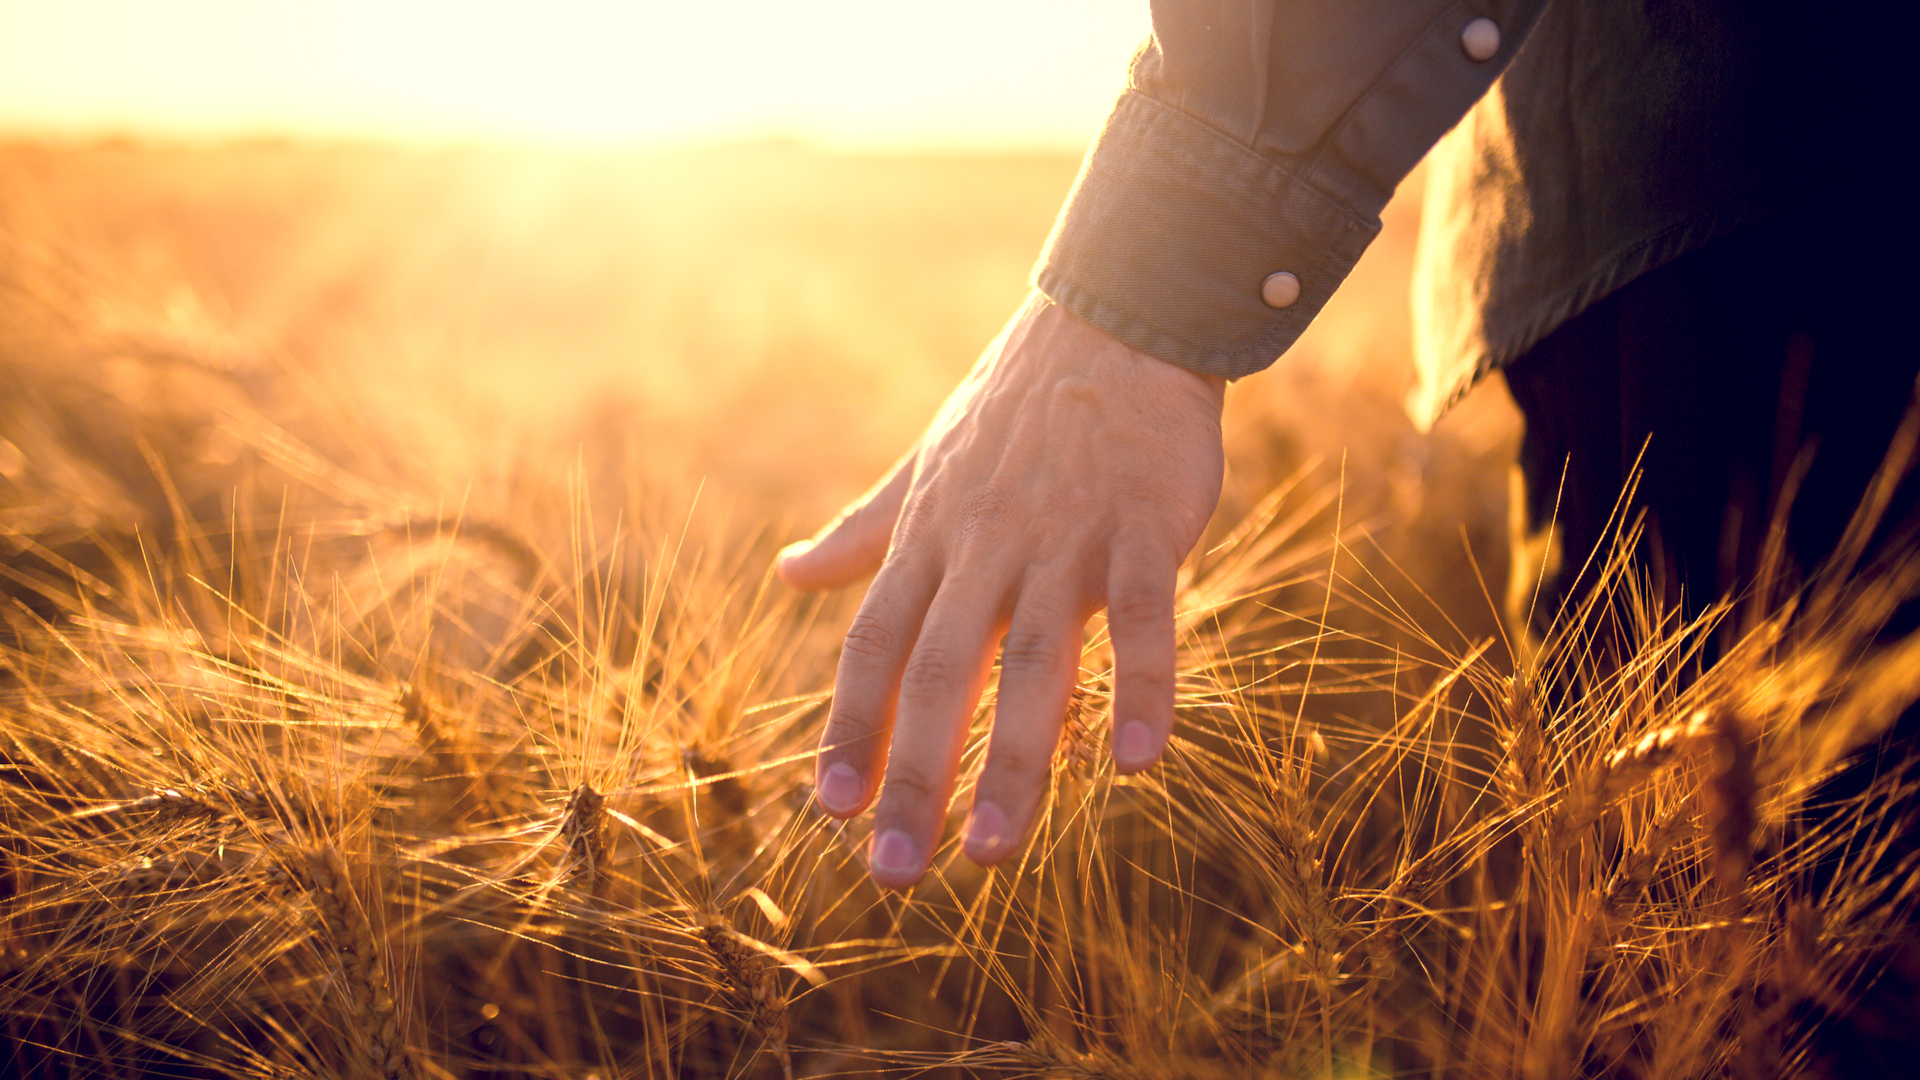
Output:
[1461, 18, 1500, 61]
[1261, 271, 1301, 309]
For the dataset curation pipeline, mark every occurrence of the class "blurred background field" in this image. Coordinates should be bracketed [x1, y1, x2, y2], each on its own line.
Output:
[0, 136, 1518, 642]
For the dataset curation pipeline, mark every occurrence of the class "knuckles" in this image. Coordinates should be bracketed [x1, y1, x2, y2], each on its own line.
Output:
[877, 763, 942, 806]
[823, 702, 884, 744]
[898, 645, 967, 702]
[983, 740, 1049, 787]
[953, 486, 1014, 550]
[1105, 580, 1168, 629]
[998, 628, 1061, 673]
[841, 613, 903, 662]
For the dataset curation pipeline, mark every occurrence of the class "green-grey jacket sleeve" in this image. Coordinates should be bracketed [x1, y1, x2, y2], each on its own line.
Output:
[1034, 0, 1549, 380]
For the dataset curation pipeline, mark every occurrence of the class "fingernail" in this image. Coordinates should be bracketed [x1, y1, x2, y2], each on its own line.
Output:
[870, 829, 920, 877]
[816, 763, 864, 814]
[1116, 721, 1158, 770]
[965, 801, 1009, 856]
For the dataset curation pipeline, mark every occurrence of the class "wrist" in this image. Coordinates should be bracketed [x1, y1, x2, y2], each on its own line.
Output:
[1028, 292, 1228, 413]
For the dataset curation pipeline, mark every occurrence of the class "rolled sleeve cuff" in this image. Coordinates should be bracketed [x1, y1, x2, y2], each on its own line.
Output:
[1033, 91, 1380, 381]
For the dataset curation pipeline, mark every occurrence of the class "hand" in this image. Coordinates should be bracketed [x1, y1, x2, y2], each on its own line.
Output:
[777, 293, 1226, 889]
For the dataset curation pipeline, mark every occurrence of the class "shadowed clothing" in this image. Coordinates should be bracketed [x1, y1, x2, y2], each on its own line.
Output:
[1035, 0, 1911, 652]
[1504, 208, 1920, 642]
[1032, 0, 1890, 418]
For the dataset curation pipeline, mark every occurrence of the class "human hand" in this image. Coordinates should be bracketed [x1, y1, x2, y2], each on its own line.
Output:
[777, 294, 1226, 889]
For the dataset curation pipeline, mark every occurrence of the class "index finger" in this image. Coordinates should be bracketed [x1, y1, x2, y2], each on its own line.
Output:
[814, 554, 939, 817]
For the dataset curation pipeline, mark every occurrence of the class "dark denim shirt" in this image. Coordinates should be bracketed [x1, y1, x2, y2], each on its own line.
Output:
[1032, 1, 1878, 424]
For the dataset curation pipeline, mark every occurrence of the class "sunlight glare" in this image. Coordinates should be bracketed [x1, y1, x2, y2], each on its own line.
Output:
[0, 0, 1150, 147]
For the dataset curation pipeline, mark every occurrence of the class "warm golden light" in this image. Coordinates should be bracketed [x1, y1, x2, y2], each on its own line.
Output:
[0, 0, 1148, 147]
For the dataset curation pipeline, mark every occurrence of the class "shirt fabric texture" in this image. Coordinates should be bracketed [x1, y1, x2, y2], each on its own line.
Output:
[1032, 0, 1875, 427]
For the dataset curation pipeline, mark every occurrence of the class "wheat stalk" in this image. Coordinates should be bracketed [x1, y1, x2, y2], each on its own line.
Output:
[401, 685, 492, 822]
[700, 918, 793, 1079]
[1496, 672, 1549, 816]
[1557, 709, 1714, 839]
[1705, 710, 1759, 895]
[289, 846, 417, 1080]
[559, 782, 611, 900]
[1602, 802, 1696, 913]
[982, 1037, 1152, 1080]
[1053, 680, 1105, 778]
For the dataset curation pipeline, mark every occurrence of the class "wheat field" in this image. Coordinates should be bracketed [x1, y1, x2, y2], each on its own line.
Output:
[2, 139, 1916, 1078]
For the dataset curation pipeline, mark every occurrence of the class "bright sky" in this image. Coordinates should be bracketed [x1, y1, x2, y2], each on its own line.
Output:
[0, 1, 1151, 148]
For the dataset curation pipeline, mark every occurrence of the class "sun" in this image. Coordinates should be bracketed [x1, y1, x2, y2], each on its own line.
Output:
[0, 0, 1148, 148]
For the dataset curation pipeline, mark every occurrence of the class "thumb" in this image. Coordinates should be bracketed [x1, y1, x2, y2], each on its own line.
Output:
[776, 452, 915, 590]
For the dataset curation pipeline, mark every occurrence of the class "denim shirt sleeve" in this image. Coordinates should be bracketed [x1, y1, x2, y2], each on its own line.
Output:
[1034, 0, 1549, 380]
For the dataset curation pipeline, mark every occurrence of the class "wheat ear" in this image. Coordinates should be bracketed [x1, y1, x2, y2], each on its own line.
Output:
[700, 919, 793, 1079]
[561, 783, 610, 899]
[1558, 710, 1714, 838]
[299, 846, 416, 1080]
[402, 686, 489, 821]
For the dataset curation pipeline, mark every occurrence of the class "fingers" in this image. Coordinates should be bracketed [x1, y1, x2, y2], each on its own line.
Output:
[777, 452, 916, 591]
[866, 577, 1006, 889]
[817, 531, 1184, 886]
[813, 555, 939, 818]
[964, 586, 1082, 865]
[1106, 540, 1180, 774]
[964, 546, 1179, 871]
